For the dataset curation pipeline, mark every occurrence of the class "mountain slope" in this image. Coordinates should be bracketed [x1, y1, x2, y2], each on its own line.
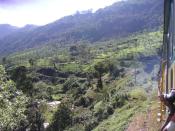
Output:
[0, 0, 163, 55]
[0, 24, 19, 39]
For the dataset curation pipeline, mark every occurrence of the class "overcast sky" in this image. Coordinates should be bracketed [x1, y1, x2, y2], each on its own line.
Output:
[0, 0, 121, 27]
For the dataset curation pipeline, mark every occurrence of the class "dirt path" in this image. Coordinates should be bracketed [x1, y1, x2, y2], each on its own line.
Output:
[126, 104, 161, 131]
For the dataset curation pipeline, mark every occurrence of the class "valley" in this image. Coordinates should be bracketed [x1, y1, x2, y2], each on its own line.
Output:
[0, 30, 162, 130]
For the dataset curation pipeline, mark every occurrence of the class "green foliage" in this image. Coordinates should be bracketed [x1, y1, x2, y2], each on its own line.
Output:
[108, 61, 125, 79]
[0, 65, 28, 130]
[48, 104, 72, 131]
[93, 100, 148, 131]
[130, 88, 147, 101]
[94, 61, 109, 89]
[62, 77, 79, 93]
[0, 22, 163, 131]
[0, 29, 161, 130]
[9, 66, 34, 96]
[94, 61, 109, 76]
[29, 58, 35, 67]
[26, 102, 45, 131]
[33, 82, 53, 100]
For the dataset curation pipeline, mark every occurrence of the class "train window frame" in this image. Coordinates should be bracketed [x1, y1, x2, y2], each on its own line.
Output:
[171, 69, 174, 89]
[169, 0, 174, 63]
[172, 0, 175, 61]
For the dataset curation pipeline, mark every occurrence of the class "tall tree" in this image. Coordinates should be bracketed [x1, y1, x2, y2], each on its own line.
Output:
[94, 61, 109, 89]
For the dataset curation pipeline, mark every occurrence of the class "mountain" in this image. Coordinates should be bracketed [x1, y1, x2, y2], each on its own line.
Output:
[0, 24, 19, 39]
[21, 24, 38, 31]
[0, 0, 163, 56]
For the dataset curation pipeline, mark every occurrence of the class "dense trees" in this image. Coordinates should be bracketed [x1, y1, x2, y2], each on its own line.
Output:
[9, 66, 34, 96]
[26, 102, 44, 131]
[48, 104, 72, 131]
[0, 65, 28, 130]
[0, 30, 162, 130]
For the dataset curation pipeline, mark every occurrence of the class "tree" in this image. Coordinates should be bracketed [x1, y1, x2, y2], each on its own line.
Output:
[48, 104, 72, 131]
[69, 45, 79, 56]
[2, 57, 6, 65]
[29, 58, 35, 67]
[0, 65, 28, 130]
[50, 57, 60, 70]
[62, 77, 79, 93]
[10, 66, 34, 96]
[94, 61, 109, 89]
[47, 87, 53, 101]
[26, 101, 44, 131]
[109, 62, 125, 79]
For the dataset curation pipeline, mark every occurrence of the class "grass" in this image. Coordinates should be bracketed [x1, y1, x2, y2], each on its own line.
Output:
[59, 62, 82, 72]
[52, 94, 64, 101]
[93, 100, 148, 131]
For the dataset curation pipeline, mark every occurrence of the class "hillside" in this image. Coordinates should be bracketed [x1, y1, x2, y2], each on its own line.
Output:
[0, 24, 19, 39]
[0, 30, 162, 130]
[0, 0, 163, 56]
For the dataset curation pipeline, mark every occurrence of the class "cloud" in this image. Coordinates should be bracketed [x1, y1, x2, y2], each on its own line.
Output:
[0, 0, 39, 7]
[0, 0, 121, 27]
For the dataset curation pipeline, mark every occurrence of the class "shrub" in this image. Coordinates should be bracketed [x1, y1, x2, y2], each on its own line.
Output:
[72, 87, 85, 99]
[106, 105, 114, 115]
[74, 96, 93, 107]
[130, 88, 147, 101]
[85, 119, 99, 131]
[62, 77, 79, 93]
[33, 82, 52, 100]
[112, 95, 127, 108]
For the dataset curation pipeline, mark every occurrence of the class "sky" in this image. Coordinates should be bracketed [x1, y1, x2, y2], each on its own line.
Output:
[0, 0, 121, 27]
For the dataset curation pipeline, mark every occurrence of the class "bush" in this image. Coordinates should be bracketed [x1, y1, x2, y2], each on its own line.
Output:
[130, 88, 147, 101]
[62, 77, 79, 93]
[72, 87, 86, 99]
[106, 105, 114, 115]
[109, 63, 125, 78]
[33, 82, 53, 100]
[74, 96, 93, 107]
[112, 95, 127, 108]
[94, 101, 104, 112]
[85, 119, 99, 131]
[94, 102, 114, 121]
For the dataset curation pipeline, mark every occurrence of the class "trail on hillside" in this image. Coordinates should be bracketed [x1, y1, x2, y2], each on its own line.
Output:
[126, 101, 161, 131]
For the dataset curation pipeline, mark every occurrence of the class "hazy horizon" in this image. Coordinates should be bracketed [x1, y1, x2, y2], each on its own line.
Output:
[0, 0, 122, 27]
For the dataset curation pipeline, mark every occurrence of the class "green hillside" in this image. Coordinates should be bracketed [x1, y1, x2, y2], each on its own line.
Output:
[0, 30, 162, 130]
